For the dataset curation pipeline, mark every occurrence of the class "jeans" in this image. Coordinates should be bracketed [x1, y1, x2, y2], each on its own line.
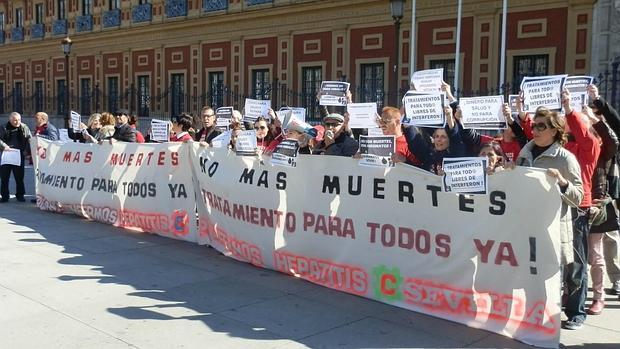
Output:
[0, 163, 25, 200]
[564, 208, 589, 322]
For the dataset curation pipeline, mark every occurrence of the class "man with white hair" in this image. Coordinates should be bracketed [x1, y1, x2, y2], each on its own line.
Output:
[0, 112, 32, 202]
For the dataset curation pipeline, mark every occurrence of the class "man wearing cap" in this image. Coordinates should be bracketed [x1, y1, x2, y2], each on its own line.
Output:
[112, 109, 137, 143]
[318, 113, 358, 157]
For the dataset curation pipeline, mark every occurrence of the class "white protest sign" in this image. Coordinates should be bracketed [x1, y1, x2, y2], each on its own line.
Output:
[244, 98, 271, 123]
[151, 119, 170, 142]
[402, 93, 445, 127]
[235, 130, 258, 156]
[410, 68, 444, 92]
[58, 129, 70, 142]
[70, 111, 81, 130]
[347, 103, 379, 129]
[0, 149, 21, 166]
[367, 127, 384, 136]
[521, 75, 567, 112]
[280, 107, 306, 123]
[216, 107, 234, 128]
[210, 130, 232, 149]
[459, 96, 506, 129]
[442, 157, 488, 194]
[270, 139, 299, 168]
[358, 135, 395, 168]
[563, 76, 593, 113]
[319, 81, 350, 106]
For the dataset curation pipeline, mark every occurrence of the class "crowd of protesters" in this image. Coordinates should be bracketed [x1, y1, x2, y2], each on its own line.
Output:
[1, 80, 620, 331]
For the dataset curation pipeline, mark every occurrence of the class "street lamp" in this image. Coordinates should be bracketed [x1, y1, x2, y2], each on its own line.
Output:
[61, 36, 72, 128]
[390, 0, 405, 107]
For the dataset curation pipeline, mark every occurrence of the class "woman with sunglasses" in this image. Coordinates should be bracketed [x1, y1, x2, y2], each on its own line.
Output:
[516, 107, 585, 324]
[254, 112, 282, 155]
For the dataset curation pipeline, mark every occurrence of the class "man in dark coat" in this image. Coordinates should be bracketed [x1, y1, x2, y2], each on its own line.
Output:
[33, 112, 60, 141]
[0, 112, 32, 202]
[112, 109, 137, 143]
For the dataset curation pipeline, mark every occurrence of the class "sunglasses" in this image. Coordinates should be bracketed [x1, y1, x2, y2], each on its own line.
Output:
[376, 118, 391, 125]
[256, 126, 268, 130]
[532, 122, 550, 132]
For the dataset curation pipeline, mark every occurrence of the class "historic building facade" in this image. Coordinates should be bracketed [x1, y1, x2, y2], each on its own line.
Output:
[0, 0, 598, 122]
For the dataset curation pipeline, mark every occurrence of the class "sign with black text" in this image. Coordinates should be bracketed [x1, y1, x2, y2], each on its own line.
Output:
[521, 75, 567, 112]
[402, 93, 445, 128]
[347, 103, 379, 129]
[216, 107, 234, 128]
[235, 130, 258, 156]
[563, 76, 593, 113]
[270, 139, 300, 168]
[319, 81, 350, 106]
[244, 98, 271, 123]
[358, 135, 395, 168]
[151, 119, 170, 142]
[410, 68, 443, 92]
[459, 96, 506, 129]
[442, 157, 488, 194]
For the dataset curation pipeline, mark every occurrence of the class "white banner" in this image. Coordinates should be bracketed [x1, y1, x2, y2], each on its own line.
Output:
[32, 138, 198, 242]
[190, 146, 562, 348]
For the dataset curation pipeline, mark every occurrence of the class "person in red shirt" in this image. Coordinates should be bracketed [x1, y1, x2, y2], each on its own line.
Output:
[560, 88, 601, 330]
[170, 113, 194, 142]
[377, 106, 421, 166]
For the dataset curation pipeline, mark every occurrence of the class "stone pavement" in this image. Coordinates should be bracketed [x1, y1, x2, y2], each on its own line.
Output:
[0, 168, 619, 349]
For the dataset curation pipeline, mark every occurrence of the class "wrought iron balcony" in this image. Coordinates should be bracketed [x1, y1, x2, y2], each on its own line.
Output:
[204, 0, 228, 12]
[247, 0, 273, 5]
[132, 3, 152, 23]
[76, 15, 93, 32]
[31, 23, 45, 39]
[12, 27, 24, 42]
[166, 0, 187, 18]
[103, 9, 121, 28]
[53, 19, 67, 35]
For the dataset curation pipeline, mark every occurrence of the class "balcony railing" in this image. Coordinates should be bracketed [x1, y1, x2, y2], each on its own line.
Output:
[76, 15, 93, 32]
[31, 23, 45, 39]
[166, 0, 188, 18]
[53, 19, 67, 35]
[132, 3, 152, 23]
[247, 0, 273, 5]
[103, 9, 121, 28]
[12, 27, 24, 42]
[204, 0, 228, 12]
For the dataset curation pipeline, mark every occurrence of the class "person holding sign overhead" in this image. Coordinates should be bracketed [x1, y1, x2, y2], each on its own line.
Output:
[428, 106, 466, 174]
[0, 112, 31, 203]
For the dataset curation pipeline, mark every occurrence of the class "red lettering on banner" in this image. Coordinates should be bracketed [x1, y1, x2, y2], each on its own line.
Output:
[108, 151, 175, 167]
[381, 274, 398, 296]
[62, 151, 93, 164]
[474, 239, 519, 266]
[201, 215, 264, 267]
[400, 277, 557, 334]
[273, 250, 368, 296]
[202, 189, 287, 230]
